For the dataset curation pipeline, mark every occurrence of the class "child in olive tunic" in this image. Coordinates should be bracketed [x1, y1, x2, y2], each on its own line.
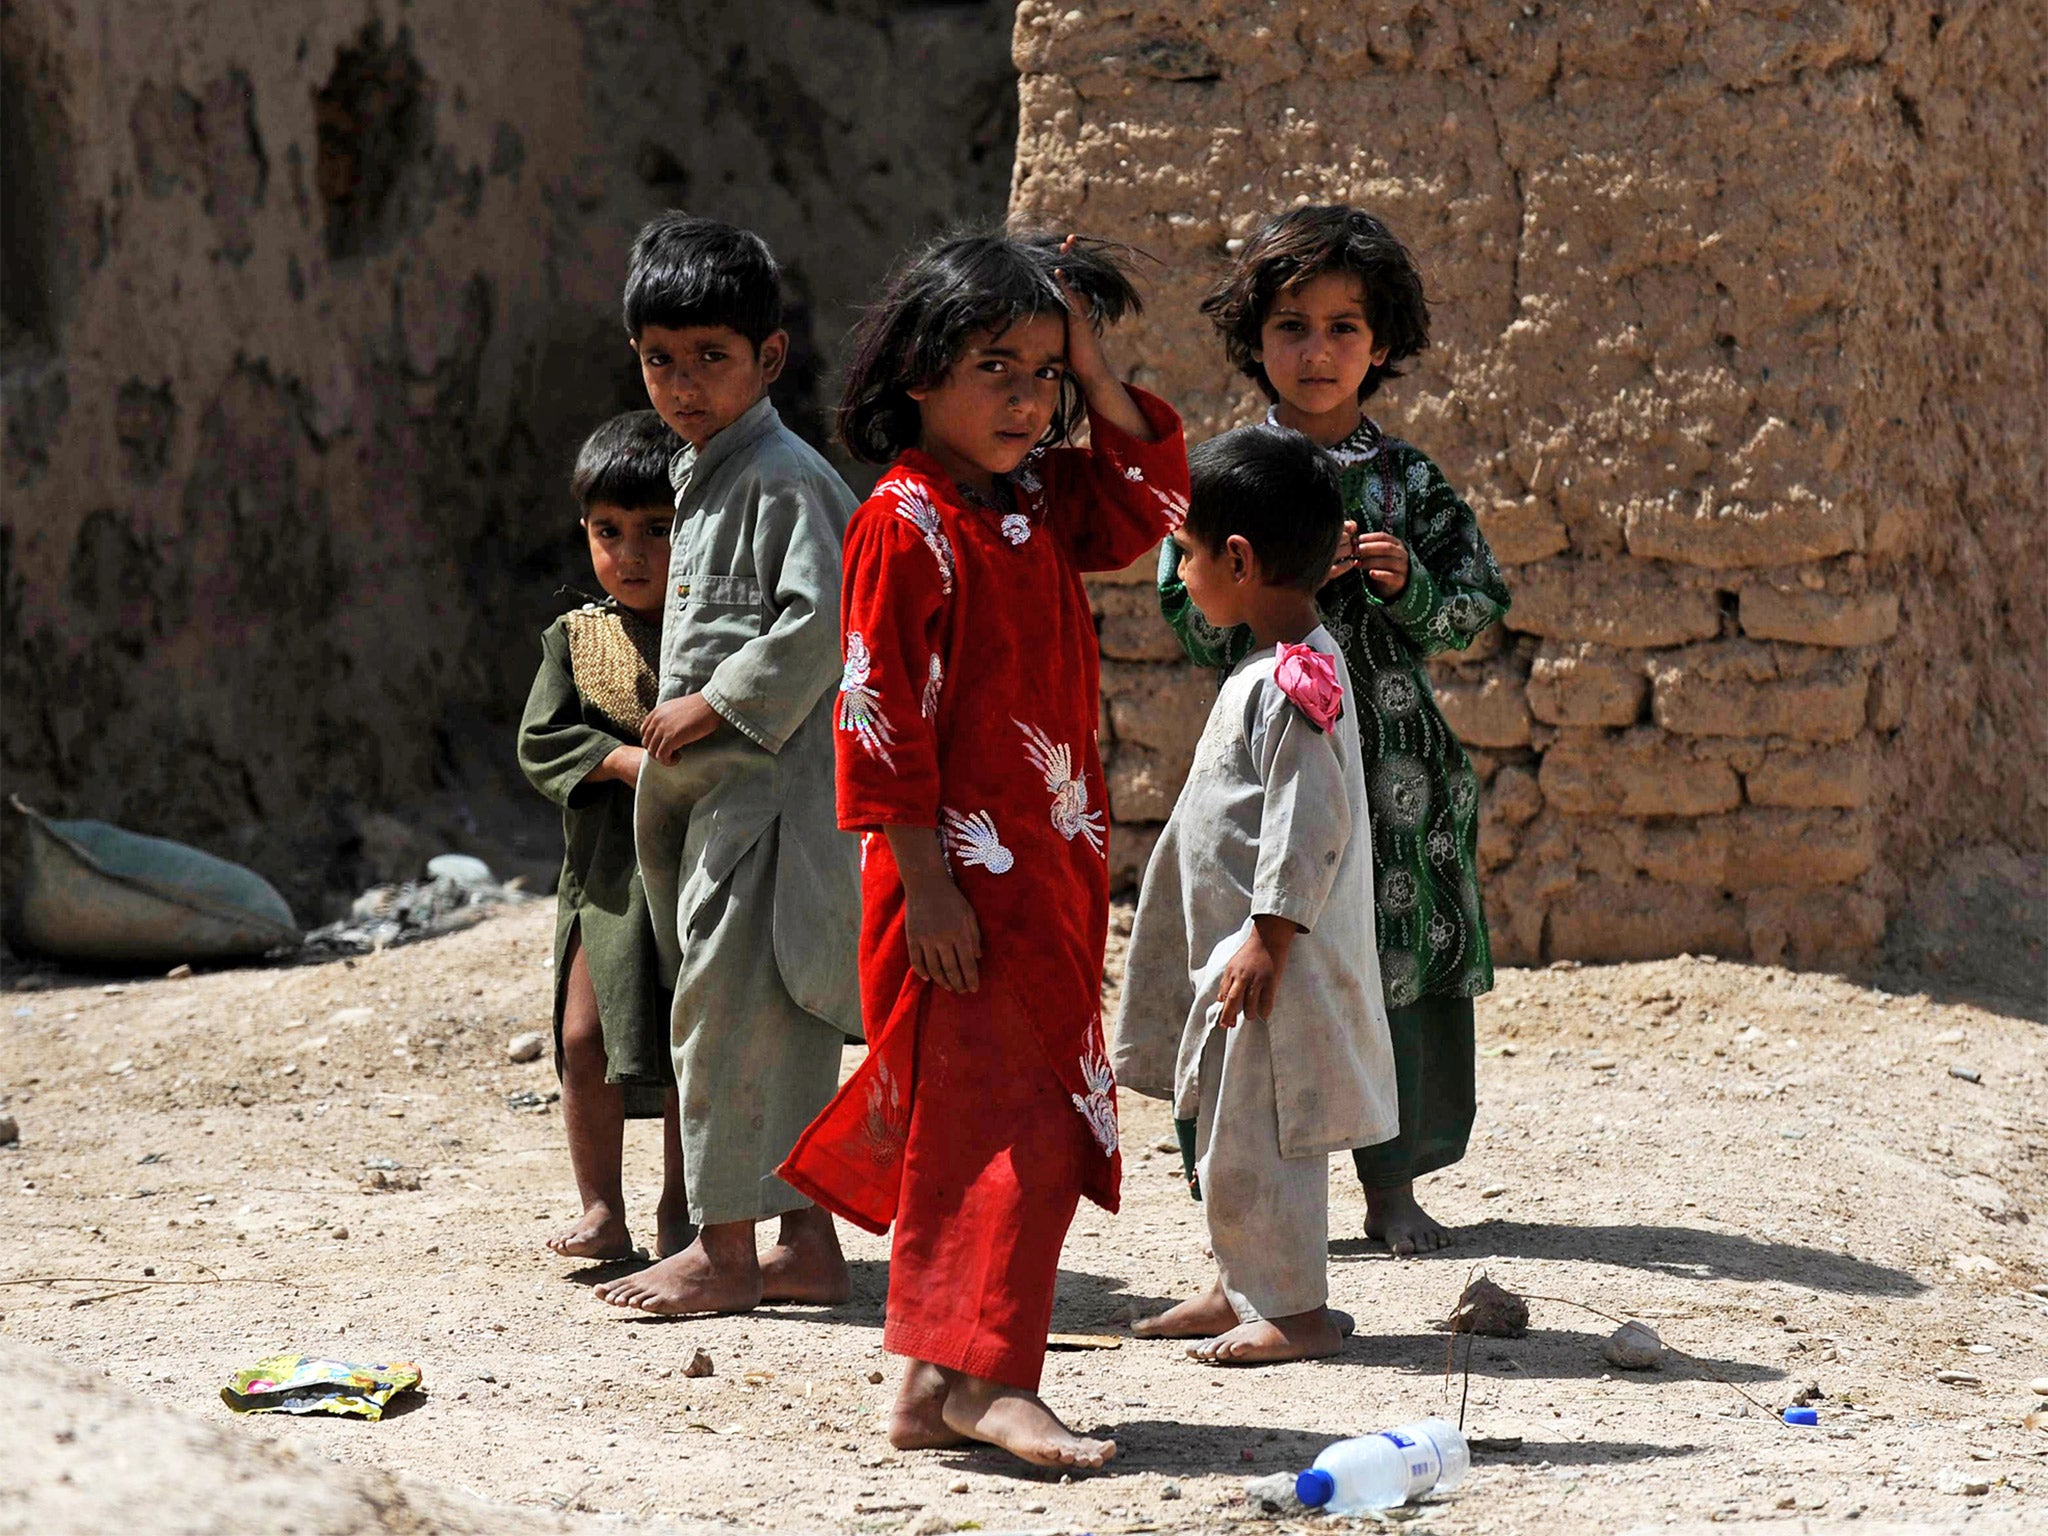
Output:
[519, 410, 685, 1262]
[1159, 206, 1512, 1257]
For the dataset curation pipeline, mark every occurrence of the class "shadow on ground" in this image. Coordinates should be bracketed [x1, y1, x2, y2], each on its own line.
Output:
[1359, 1327, 1784, 1384]
[1333, 1220, 1925, 1298]
[563, 1258, 1175, 1334]
[931, 1421, 1705, 1480]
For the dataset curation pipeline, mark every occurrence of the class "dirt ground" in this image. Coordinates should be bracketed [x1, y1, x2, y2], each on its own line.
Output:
[2, 901, 2043, 1536]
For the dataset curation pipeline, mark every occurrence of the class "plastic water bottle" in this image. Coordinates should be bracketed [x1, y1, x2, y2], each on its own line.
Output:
[1294, 1418, 1471, 1512]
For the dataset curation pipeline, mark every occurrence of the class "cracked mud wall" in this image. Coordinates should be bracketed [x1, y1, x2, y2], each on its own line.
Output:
[1, 0, 1017, 921]
[1014, 1, 2047, 964]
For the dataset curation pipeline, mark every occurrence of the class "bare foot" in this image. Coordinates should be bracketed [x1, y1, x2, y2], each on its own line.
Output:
[547, 1203, 635, 1261]
[1365, 1181, 1453, 1256]
[941, 1373, 1115, 1469]
[592, 1226, 762, 1315]
[655, 1197, 695, 1261]
[760, 1206, 851, 1304]
[1132, 1276, 1237, 1339]
[1190, 1306, 1354, 1366]
[889, 1361, 968, 1450]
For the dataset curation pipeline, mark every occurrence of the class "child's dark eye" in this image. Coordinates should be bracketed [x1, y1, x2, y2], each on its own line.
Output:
[1035, 365, 1064, 382]
[701, 351, 727, 365]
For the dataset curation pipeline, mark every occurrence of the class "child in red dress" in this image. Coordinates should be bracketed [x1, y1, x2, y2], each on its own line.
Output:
[779, 232, 1188, 1469]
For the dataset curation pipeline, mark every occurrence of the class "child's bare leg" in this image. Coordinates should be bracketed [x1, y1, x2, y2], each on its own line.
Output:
[889, 1360, 968, 1450]
[1364, 1180, 1453, 1256]
[655, 1088, 693, 1258]
[591, 1220, 763, 1314]
[1189, 1306, 1354, 1366]
[1132, 1273, 1238, 1339]
[940, 1369, 1116, 1470]
[548, 938, 634, 1260]
[759, 1203, 851, 1304]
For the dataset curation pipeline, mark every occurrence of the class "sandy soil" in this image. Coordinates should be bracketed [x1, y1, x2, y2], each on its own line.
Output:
[1, 903, 2042, 1536]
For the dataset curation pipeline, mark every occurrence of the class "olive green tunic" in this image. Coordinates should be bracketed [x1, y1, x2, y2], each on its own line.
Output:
[1158, 415, 1510, 1186]
[518, 605, 672, 1118]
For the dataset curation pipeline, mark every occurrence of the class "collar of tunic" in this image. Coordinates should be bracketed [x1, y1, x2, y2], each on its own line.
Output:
[1264, 406, 1382, 466]
[666, 395, 782, 505]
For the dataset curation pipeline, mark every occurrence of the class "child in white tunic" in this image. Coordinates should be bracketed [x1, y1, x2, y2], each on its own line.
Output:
[1115, 424, 1398, 1365]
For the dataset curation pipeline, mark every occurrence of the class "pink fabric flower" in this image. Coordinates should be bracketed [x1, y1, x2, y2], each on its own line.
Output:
[1274, 642, 1343, 732]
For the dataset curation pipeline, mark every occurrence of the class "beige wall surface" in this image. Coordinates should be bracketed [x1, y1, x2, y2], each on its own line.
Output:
[1012, 0, 2047, 964]
[2, 0, 1017, 917]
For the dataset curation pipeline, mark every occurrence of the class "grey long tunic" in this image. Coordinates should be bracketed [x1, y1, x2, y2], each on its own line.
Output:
[1114, 627, 1397, 1161]
[635, 396, 862, 1037]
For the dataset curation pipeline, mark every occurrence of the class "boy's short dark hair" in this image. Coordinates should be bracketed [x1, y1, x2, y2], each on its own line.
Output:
[837, 227, 1144, 464]
[623, 212, 783, 343]
[1201, 205, 1430, 402]
[1185, 424, 1345, 593]
[571, 410, 677, 515]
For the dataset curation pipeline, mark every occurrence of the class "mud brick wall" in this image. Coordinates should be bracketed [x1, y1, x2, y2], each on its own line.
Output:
[2, 0, 1016, 919]
[1015, 1, 2047, 964]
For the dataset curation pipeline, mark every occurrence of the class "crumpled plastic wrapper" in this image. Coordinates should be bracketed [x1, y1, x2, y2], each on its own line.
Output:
[221, 1355, 422, 1420]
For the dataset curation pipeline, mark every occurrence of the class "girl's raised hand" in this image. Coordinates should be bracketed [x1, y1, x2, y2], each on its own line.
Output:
[1052, 233, 1158, 444]
[1053, 234, 1113, 389]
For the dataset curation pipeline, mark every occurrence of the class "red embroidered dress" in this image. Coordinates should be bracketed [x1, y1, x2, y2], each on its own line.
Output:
[781, 389, 1187, 1389]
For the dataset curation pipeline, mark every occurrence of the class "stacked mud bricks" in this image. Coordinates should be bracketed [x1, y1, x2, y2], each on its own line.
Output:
[1013, 2, 2046, 964]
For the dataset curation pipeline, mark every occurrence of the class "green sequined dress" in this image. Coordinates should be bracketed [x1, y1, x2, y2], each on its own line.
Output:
[1158, 415, 1511, 1186]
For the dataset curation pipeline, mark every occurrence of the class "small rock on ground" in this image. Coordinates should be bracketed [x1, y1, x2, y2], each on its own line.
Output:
[1603, 1320, 1666, 1370]
[505, 1032, 545, 1063]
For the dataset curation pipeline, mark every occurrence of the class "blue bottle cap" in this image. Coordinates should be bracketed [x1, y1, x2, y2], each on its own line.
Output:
[1296, 1468, 1337, 1507]
[1783, 1406, 1818, 1426]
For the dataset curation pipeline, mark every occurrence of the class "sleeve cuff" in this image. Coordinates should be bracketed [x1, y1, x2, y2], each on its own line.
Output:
[1089, 385, 1184, 451]
[1378, 554, 1438, 626]
[1252, 888, 1321, 933]
[702, 683, 785, 754]
[562, 735, 625, 808]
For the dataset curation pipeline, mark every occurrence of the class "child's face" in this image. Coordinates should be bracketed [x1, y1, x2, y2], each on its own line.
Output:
[908, 313, 1067, 482]
[1171, 525, 1252, 630]
[1254, 271, 1391, 417]
[632, 324, 786, 450]
[583, 501, 673, 622]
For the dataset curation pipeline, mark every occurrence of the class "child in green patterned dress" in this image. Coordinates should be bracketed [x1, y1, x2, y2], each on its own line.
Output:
[1157, 205, 1511, 1256]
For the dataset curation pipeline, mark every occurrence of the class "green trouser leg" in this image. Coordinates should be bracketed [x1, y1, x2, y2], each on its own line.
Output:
[1351, 996, 1477, 1189]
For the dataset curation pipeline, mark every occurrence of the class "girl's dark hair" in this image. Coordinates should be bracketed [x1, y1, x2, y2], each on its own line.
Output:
[571, 409, 678, 514]
[1184, 424, 1344, 593]
[837, 228, 1144, 465]
[1201, 205, 1430, 402]
[623, 212, 783, 344]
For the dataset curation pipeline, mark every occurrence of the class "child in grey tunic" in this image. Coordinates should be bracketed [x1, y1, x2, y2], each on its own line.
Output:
[593, 215, 861, 1318]
[1115, 425, 1397, 1365]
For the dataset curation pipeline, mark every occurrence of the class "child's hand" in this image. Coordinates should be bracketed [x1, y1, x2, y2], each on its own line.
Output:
[904, 874, 983, 994]
[1327, 519, 1362, 583]
[1053, 239, 1114, 391]
[641, 695, 725, 764]
[1356, 531, 1410, 598]
[590, 744, 647, 787]
[886, 825, 983, 993]
[1215, 914, 1299, 1029]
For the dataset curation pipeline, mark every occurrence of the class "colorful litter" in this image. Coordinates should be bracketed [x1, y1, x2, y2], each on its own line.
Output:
[220, 1355, 422, 1420]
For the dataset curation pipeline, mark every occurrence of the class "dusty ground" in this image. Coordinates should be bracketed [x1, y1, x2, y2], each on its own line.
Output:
[2, 902, 2043, 1536]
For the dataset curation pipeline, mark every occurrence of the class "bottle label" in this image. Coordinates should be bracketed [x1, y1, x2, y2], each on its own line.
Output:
[1377, 1427, 1444, 1495]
